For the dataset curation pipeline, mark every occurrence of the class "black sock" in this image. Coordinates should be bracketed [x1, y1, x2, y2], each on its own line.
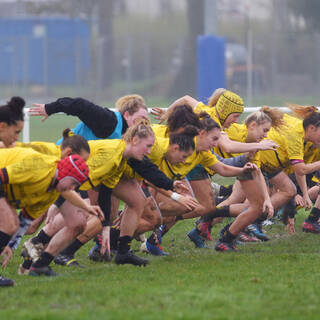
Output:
[22, 256, 32, 270]
[31, 230, 51, 246]
[110, 228, 120, 251]
[147, 232, 157, 245]
[202, 206, 230, 223]
[32, 252, 54, 268]
[0, 230, 11, 254]
[221, 229, 237, 243]
[308, 207, 320, 222]
[220, 185, 233, 197]
[281, 198, 296, 224]
[60, 239, 84, 256]
[118, 236, 132, 254]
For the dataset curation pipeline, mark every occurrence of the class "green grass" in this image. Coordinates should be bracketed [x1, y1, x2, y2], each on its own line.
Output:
[1, 211, 320, 320]
[10, 104, 320, 319]
[28, 115, 80, 142]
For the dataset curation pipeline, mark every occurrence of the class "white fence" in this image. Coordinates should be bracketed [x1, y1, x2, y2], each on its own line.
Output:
[22, 107, 298, 143]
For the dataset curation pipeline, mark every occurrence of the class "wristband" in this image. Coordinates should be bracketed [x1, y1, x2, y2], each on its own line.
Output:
[171, 192, 181, 202]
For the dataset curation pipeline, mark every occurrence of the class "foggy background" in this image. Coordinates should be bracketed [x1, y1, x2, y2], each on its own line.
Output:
[1, 0, 320, 107]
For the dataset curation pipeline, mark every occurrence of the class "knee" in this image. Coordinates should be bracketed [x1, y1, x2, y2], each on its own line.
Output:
[87, 216, 103, 235]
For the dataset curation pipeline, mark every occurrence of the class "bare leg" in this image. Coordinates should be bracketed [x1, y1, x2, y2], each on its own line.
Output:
[229, 179, 265, 235]
[114, 179, 146, 237]
[269, 172, 297, 210]
[0, 198, 19, 236]
[44, 201, 87, 256]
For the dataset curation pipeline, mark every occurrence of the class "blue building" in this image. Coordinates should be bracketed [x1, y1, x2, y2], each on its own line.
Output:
[0, 18, 90, 85]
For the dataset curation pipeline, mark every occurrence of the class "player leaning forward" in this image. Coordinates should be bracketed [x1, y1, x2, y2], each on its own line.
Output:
[0, 145, 103, 279]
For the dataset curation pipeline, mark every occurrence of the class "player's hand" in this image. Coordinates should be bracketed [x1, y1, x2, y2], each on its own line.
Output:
[263, 199, 274, 219]
[294, 194, 304, 208]
[45, 204, 60, 225]
[303, 194, 312, 210]
[285, 218, 295, 235]
[151, 107, 167, 123]
[29, 103, 49, 122]
[1, 246, 13, 268]
[242, 162, 258, 173]
[100, 226, 110, 257]
[173, 181, 189, 194]
[258, 139, 279, 151]
[87, 205, 105, 221]
[174, 194, 200, 211]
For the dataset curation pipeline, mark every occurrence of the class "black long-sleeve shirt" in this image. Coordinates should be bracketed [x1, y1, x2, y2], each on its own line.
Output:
[46, 98, 176, 224]
[45, 97, 128, 138]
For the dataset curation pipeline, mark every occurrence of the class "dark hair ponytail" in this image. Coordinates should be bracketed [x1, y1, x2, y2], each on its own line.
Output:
[167, 104, 202, 133]
[198, 112, 221, 132]
[61, 128, 90, 154]
[287, 103, 320, 129]
[0, 96, 25, 125]
[169, 125, 199, 152]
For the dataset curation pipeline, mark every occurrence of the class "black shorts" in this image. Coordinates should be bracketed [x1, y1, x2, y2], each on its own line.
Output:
[186, 165, 209, 181]
[263, 170, 282, 180]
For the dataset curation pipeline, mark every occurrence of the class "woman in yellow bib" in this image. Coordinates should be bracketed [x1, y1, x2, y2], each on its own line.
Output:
[0, 96, 25, 286]
[215, 104, 320, 250]
[151, 94, 278, 248]
[1, 130, 99, 274]
[0, 146, 105, 277]
[187, 107, 284, 248]
[26, 121, 192, 270]
[139, 114, 259, 255]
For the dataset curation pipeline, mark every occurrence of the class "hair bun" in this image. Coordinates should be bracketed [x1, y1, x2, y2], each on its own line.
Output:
[8, 96, 25, 110]
[182, 125, 199, 137]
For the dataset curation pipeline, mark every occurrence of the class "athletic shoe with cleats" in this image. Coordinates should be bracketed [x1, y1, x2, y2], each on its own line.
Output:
[18, 264, 29, 275]
[187, 228, 209, 248]
[237, 232, 261, 243]
[23, 239, 44, 261]
[18, 249, 32, 274]
[196, 221, 213, 241]
[145, 240, 169, 256]
[88, 244, 112, 262]
[54, 254, 84, 267]
[302, 220, 320, 234]
[140, 240, 148, 253]
[29, 265, 57, 277]
[115, 251, 149, 266]
[215, 240, 236, 252]
[0, 275, 14, 286]
[262, 219, 274, 227]
[247, 223, 269, 241]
